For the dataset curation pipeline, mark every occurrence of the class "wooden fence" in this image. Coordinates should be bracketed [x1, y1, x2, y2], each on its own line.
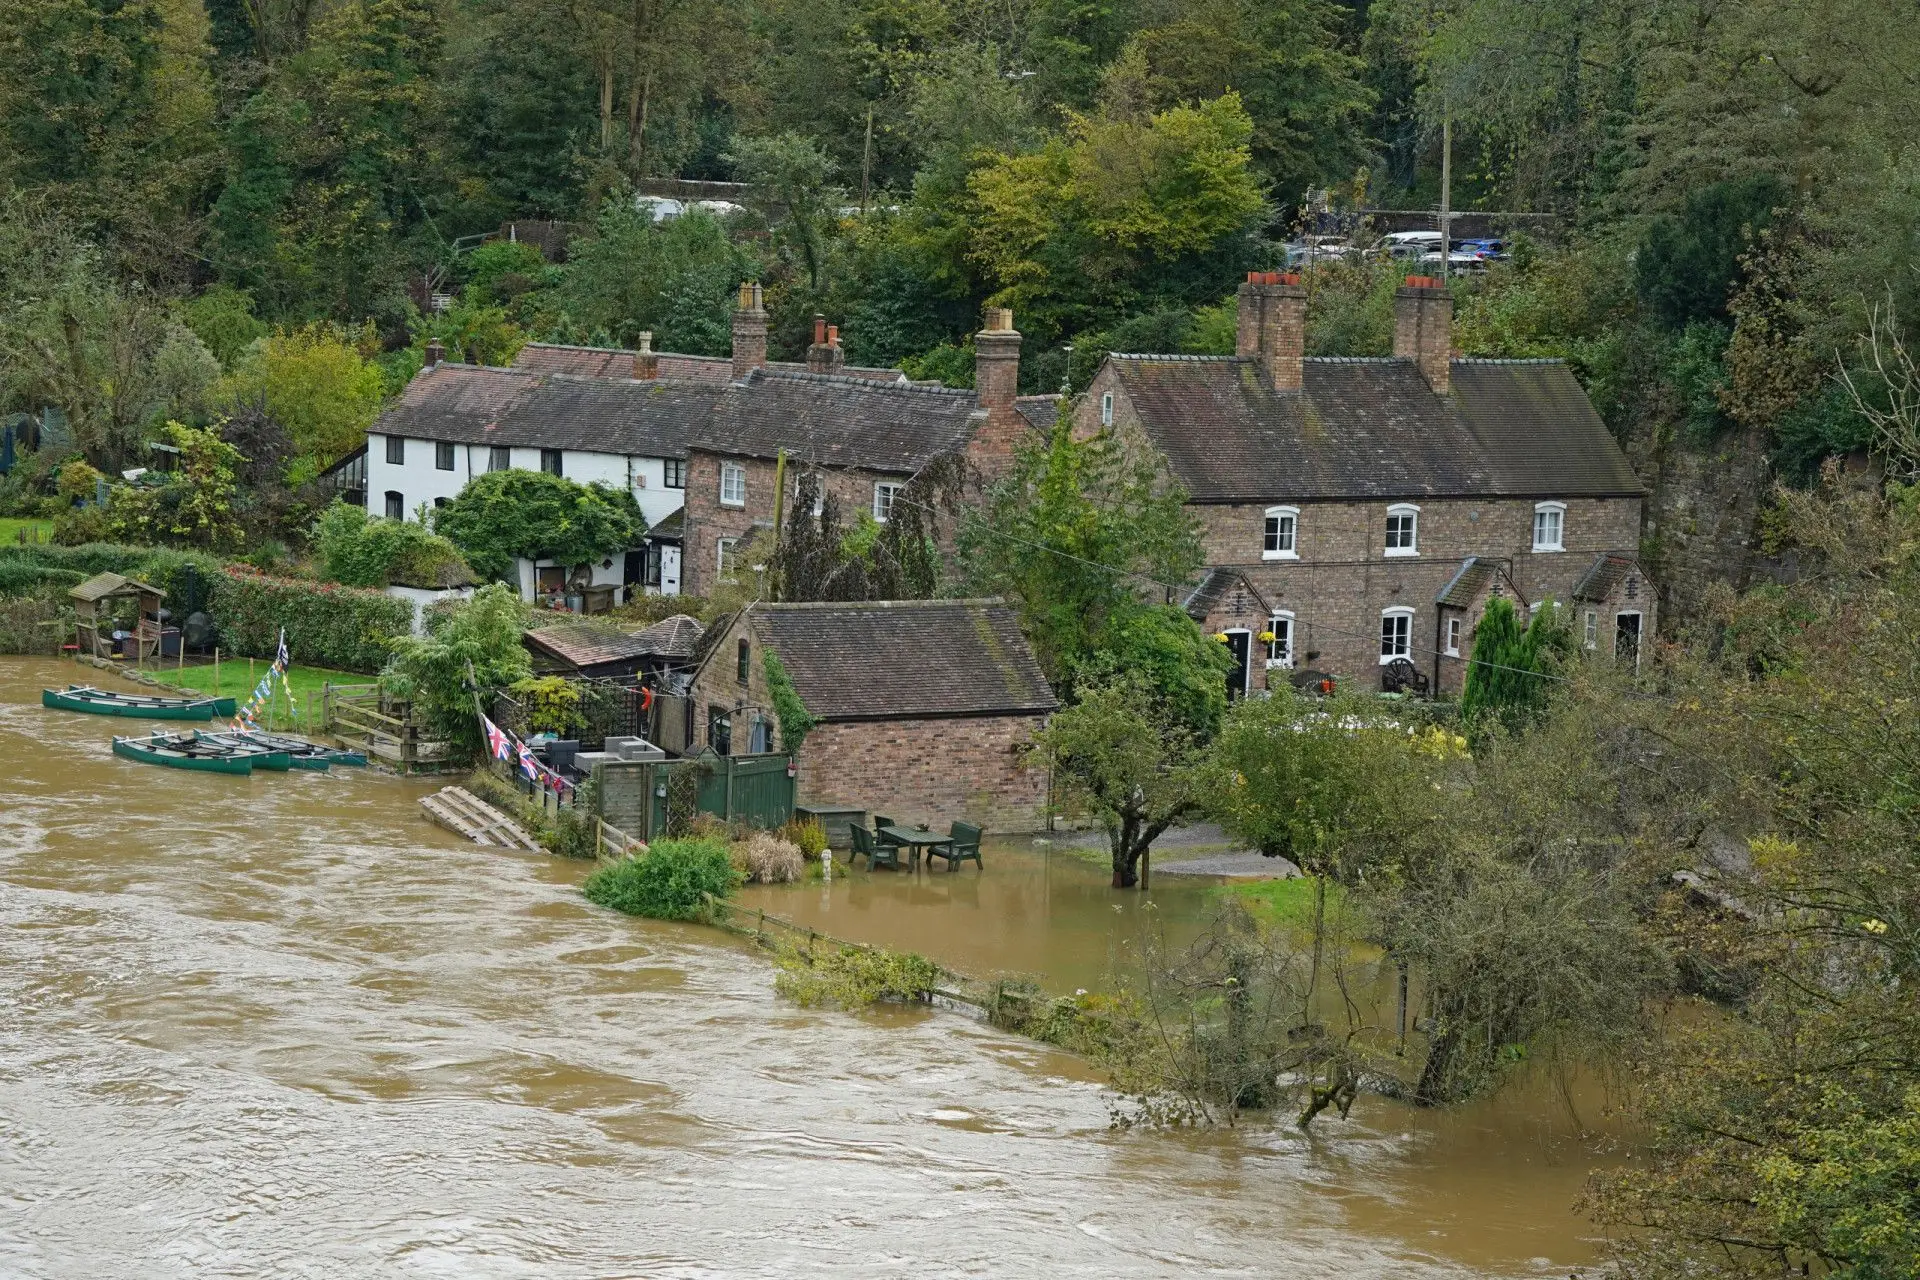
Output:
[322, 682, 453, 771]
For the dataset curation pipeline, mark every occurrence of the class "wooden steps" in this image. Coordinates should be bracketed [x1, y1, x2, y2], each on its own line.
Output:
[420, 786, 543, 850]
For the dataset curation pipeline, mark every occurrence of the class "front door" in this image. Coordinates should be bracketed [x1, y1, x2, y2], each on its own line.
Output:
[1224, 629, 1252, 701]
[660, 545, 681, 595]
[1615, 611, 1642, 672]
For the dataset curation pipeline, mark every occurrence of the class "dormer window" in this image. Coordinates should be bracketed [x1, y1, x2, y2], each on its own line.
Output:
[1532, 501, 1566, 552]
[1262, 506, 1298, 560]
[1384, 504, 1419, 557]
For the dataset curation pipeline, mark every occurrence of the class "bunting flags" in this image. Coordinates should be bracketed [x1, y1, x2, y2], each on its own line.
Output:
[233, 628, 293, 730]
[479, 710, 571, 795]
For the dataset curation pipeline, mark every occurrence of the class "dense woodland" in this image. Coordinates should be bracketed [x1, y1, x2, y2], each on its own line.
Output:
[4, 2, 1920, 1276]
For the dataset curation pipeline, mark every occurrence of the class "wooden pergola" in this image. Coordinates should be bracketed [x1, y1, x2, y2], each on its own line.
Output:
[70, 572, 166, 661]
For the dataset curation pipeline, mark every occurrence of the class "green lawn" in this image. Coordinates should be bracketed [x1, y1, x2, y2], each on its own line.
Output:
[1223, 876, 1343, 928]
[0, 517, 54, 546]
[152, 660, 369, 733]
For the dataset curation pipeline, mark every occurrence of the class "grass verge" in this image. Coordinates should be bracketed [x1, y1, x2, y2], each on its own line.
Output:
[0, 518, 54, 546]
[148, 660, 365, 732]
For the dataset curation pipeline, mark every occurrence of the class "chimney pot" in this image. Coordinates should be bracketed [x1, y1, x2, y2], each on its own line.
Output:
[827, 324, 839, 346]
[813, 314, 827, 345]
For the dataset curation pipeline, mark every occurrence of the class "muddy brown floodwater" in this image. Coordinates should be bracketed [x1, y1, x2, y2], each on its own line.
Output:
[2, 656, 1613, 1277]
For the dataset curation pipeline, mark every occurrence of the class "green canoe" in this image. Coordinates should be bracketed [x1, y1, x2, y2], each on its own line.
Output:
[204, 731, 365, 770]
[113, 734, 256, 775]
[45, 685, 238, 720]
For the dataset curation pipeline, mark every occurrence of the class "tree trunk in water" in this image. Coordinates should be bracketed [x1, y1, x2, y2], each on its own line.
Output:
[1111, 814, 1139, 888]
[1303, 873, 1326, 1028]
[1413, 1025, 1458, 1106]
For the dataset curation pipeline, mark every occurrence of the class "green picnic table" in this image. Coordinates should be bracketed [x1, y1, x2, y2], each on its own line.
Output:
[876, 825, 953, 869]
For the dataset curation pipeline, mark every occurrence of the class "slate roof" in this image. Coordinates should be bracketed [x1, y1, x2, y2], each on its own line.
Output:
[1183, 568, 1272, 620]
[693, 368, 982, 473]
[515, 343, 908, 385]
[628, 613, 703, 661]
[1106, 355, 1641, 502]
[748, 599, 1056, 721]
[523, 620, 655, 671]
[645, 507, 684, 539]
[1433, 556, 1524, 609]
[1016, 394, 1064, 433]
[1572, 552, 1647, 603]
[372, 364, 718, 457]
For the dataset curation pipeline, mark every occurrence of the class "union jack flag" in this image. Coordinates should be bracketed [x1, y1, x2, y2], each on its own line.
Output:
[481, 714, 513, 762]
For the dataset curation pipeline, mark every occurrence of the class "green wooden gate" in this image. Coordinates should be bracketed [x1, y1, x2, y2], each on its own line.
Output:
[647, 751, 796, 835]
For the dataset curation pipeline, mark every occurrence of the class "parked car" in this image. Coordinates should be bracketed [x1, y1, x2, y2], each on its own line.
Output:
[1285, 240, 1358, 267]
[1418, 249, 1489, 273]
[1455, 237, 1509, 261]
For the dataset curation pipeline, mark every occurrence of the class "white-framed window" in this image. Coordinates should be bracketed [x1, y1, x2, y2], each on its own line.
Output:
[1262, 506, 1299, 560]
[1380, 607, 1414, 663]
[1445, 616, 1462, 656]
[1265, 611, 1295, 668]
[663, 458, 686, 489]
[1584, 609, 1599, 649]
[873, 482, 901, 522]
[1384, 504, 1420, 556]
[716, 537, 740, 583]
[1533, 501, 1566, 552]
[1100, 391, 1114, 426]
[720, 462, 746, 507]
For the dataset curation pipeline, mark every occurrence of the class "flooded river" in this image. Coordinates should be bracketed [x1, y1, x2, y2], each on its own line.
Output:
[1, 657, 1609, 1277]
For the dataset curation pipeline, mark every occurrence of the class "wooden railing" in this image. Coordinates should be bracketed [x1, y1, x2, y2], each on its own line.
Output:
[322, 682, 453, 771]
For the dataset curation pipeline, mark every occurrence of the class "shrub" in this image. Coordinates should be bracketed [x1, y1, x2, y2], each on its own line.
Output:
[210, 566, 414, 671]
[509, 674, 586, 735]
[736, 831, 805, 884]
[432, 468, 645, 581]
[582, 838, 739, 921]
[384, 583, 532, 759]
[314, 503, 471, 589]
[778, 817, 828, 859]
[773, 942, 944, 1009]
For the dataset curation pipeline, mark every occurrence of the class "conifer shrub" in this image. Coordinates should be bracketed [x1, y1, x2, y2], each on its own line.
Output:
[582, 837, 738, 921]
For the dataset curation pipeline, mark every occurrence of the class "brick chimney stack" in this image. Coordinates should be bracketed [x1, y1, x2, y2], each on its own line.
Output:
[632, 330, 658, 380]
[730, 281, 768, 380]
[806, 315, 844, 373]
[1394, 276, 1453, 394]
[425, 338, 445, 368]
[969, 307, 1024, 473]
[1235, 272, 1306, 390]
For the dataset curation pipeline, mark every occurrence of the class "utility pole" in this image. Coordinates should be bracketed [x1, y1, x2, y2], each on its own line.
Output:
[1439, 112, 1452, 282]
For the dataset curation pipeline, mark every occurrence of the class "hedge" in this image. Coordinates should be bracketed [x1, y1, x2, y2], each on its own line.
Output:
[0, 544, 226, 606]
[210, 567, 413, 673]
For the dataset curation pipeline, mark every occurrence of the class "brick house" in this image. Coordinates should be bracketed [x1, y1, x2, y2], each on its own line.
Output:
[677, 297, 1048, 598]
[684, 599, 1057, 831]
[1079, 272, 1654, 696]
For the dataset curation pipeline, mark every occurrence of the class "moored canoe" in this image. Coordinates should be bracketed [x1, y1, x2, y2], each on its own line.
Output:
[44, 685, 238, 720]
[112, 735, 255, 775]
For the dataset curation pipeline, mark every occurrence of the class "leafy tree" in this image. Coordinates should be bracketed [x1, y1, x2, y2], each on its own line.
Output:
[728, 132, 843, 297]
[966, 88, 1266, 337]
[1037, 670, 1210, 888]
[101, 420, 244, 549]
[960, 410, 1204, 689]
[214, 323, 388, 471]
[552, 203, 747, 352]
[1076, 603, 1234, 738]
[314, 501, 470, 587]
[384, 581, 532, 761]
[179, 285, 269, 369]
[432, 468, 645, 581]
[1637, 175, 1790, 329]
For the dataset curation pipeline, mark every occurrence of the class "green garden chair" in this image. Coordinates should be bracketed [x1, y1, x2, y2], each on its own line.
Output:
[850, 824, 899, 870]
[926, 821, 982, 872]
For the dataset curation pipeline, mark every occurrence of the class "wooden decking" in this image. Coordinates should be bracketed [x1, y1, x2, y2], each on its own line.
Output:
[419, 786, 543, 850]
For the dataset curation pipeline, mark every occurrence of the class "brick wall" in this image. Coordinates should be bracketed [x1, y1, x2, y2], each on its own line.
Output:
[681, 450, 911, 598]
[796, 714, 1049, 833]
[685, 609, 772, 751]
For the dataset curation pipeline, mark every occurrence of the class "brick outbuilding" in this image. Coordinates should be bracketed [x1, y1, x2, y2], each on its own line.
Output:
[684, 599, 1057, 833]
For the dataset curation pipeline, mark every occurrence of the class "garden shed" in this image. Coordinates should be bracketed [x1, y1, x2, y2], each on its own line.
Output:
[70, 572, 167, 660]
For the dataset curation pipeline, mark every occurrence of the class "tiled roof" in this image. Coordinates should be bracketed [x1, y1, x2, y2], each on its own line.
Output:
[749, 599, 1056, 720]
[1016, 394, 1063, 433]
[694, 368, 982, 473]
[645, 507, 684, 539]
[1183, 568, 1272, 620]
[372, 364, 718, 457]
[515, 343, 908, 384]
[523, 619, 656, 670]
[628, 613, 703, 660]
[1435, 557, 1491, 608]
[1572, 552, 1647, 603]
[1108, 356, 1641, 502]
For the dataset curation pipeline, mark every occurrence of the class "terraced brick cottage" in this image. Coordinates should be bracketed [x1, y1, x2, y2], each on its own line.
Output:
[1080, 274, 1655, 695]
[685, 599, 1057, 831]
